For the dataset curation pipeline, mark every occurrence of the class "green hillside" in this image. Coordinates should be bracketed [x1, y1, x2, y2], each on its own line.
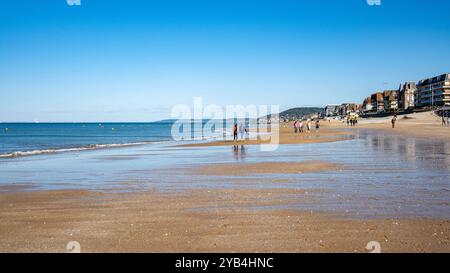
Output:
[276, 107, 323, 120]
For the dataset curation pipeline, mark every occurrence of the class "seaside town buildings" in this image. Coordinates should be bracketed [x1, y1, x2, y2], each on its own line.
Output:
[415, 74, 450, 108]
[358, 73, 450, 115]
[371, 92, 384, 112]
[324, 104, 340, 117]
[398, 82, 416, 110]
[362, 97, 372, 112]
[338, 103, 360, 116]
[383, 90, 398, 111]
[322, 73, 449, 118]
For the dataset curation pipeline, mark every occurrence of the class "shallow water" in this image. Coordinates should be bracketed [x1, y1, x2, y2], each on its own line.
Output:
[0, 129, 449, 219]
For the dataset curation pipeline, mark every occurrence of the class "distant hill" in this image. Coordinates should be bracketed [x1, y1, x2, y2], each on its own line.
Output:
[270, 107, 323, 120]
[157, 107, 324, 123]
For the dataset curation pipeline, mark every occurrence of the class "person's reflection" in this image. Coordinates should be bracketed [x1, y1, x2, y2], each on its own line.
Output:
[232, 145, 247, 161]
[240, 145, 246, 160]
[233, 145, 239, 160]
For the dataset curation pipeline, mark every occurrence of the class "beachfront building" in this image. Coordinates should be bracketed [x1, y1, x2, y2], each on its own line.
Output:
[398, 82, 416, 110]
[382, 90, 398, 112]
[323, 104, 340, 117]
[371, 92, 384, 112]
[338, 103, 360, 116]
[362, 97, 373, 112]
[416, 73, 450, 108]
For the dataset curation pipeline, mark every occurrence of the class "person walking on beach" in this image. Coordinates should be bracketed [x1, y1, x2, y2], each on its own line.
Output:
[233, 123, 238, 141]
[391, 115, 397, 129]
[307, 120, 311, 133]
[299, 121, 304, 133]
[293, 121, 298, 133]
[295, 120, 301, 133]
[315, 119, 320, 132]
[239, 123, 244, 140]
[442, 115, 447, 127]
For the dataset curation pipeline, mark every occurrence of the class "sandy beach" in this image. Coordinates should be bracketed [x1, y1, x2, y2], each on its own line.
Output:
[0, 111, 449, 253]
[0, 189, 448, 253]
[355, 111, 450, 141]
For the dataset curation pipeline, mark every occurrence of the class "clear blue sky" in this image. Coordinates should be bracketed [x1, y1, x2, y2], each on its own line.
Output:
[1, 0, 449, 122]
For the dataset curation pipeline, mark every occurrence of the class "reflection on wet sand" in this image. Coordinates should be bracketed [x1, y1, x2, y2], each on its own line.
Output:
[232, 145, 247, 161]
[362, 130, 450, 172]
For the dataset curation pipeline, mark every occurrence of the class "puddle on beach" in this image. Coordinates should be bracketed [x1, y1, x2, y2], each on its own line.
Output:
[0, 129, 449, 219]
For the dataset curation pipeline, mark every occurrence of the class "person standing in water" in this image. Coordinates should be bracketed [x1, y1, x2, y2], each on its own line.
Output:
[233, 123, 238, 141]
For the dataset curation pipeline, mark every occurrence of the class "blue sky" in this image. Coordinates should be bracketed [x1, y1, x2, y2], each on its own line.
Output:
[0, 0, 449, 122]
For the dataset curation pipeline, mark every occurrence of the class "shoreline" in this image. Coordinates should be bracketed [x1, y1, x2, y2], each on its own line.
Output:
[179, 126, 354, 148]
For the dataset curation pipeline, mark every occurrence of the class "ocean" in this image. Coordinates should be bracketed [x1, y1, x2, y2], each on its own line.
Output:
[0, 122, 178, 158]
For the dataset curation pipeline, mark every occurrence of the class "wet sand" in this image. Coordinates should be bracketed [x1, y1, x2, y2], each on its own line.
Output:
[193, 161, 342, 176]
[180, 125, 353, 147]
[0, 189, 448, 253]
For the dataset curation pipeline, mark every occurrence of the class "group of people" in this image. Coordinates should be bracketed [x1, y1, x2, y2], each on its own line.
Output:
[233, 123, 249, 141]
[293, 119, 320, 133]
[346, 116, 358, 127]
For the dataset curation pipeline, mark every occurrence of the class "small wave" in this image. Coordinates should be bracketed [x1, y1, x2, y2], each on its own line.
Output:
[0, 142, 158, 159]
